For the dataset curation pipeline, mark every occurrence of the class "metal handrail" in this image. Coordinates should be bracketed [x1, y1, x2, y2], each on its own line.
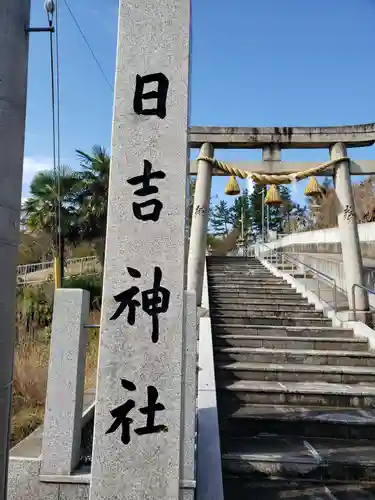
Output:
[351, 283, 375, 321]
[259, 243, 335, 285]
[259, 242, 338, 311]
[282, 253, 335, 287]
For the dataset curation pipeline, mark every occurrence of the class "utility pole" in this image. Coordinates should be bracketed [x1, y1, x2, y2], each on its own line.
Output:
[261, 186, 265, 242]
[0, 2, 31, 498]
[239, 204, 245, 256]
[240, 205, 244, 241]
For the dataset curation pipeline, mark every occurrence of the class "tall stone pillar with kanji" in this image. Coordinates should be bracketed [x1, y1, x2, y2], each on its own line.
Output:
[89, 1, 191, 499]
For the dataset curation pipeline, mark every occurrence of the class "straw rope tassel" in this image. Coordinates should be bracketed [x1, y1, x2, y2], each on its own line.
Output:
[225, 175, 241, 196]
[264, 184, 283, 205]
[304, 176, 322, 197]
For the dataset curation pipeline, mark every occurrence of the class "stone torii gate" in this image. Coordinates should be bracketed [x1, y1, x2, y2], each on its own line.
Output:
[186, 124, 375, 314]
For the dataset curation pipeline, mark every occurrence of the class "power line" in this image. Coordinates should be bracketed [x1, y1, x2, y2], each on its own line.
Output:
[62, 0, 114, 91]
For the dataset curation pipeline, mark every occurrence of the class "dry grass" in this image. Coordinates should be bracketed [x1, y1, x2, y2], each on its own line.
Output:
[84, 310, 100, 391]
[11, 310, 100, 447]
[11, 406, 45, 448]
[209, 228, 240, 256]
[353, 176, 375, 222]
[13, 341, 49, 412]
[307, 177, 375, 230]
[310, 188, 338, 229]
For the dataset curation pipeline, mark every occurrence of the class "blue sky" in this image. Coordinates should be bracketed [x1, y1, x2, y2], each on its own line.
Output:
[25, 0, 375, 206]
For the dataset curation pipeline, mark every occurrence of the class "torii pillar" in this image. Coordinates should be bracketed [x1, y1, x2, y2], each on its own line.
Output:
[331, 143, 369, 315]
[187, 143, 213, 306]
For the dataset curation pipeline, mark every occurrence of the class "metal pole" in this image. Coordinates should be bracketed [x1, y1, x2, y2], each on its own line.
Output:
[261, 186, 265, 242]
[241, 205, 244, 241]
[0, 2, 31, 498]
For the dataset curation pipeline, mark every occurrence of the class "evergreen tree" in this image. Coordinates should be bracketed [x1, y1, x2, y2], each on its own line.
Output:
[269, 185, 293, 233]
[230, 189, 253, 240]
[209, 200, 232, 235]
[249, 184, 295, 237]
[249, 184, 266, 235]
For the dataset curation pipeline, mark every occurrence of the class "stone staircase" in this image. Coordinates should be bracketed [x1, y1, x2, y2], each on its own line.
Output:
[207, 255, 375, 499]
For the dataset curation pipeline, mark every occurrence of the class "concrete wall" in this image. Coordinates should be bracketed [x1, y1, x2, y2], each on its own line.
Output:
[264, 221, 375, 259]
[256, 222, 375, 310]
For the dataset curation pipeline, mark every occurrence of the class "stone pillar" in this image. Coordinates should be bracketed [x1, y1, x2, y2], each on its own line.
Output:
[262, 144, 281, 162]
[262, 145, 281, 242]
[41, 289, 90, 475]
[180, 290, 197, 500]
[331, 142, 368, 311]
[187, 143, 213, 305]
[89, 1, 190, 499]
[0, 2, 30, 498]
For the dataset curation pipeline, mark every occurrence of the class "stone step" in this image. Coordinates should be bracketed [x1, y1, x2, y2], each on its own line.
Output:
[216, 380, 375, 407]
[222, 478, 375, 500]
[213, 335, 368, 351]
[208, 270, 268, 275]
[208, 275, 273, 280]
[216, 359, 374, 384]
[291, 273, 315, 279]
[207, 266, 273, 277]
[209, 276, 280, 282]
[211, 315, 332, 326]
[208, 279, 287, 286]
[209, 283, 293, 290]
[214, 347, 375, 366]
[208, 260, 260, 264]
[209, 288, 297, 297]
[218, 405, 375, 440]
[207, 264, 264, 268]
[211, 301, 314, 311]
[208, 273, 282, 279]
[221, 435, 375, 481]
[210, 304, 318, 314]
[210, 297, 311, 306]
[212, 324, 354, 338]
[208, 268, 267, 273]
[208, 266, 264, 270]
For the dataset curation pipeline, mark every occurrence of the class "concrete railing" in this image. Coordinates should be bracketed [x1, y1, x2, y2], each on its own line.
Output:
[258, 221, 375, 251]
[41, 288, 91, 476]
[180, 290, 198, 500]
[196, 260, 224, 500]
[34, 286, 199, 498]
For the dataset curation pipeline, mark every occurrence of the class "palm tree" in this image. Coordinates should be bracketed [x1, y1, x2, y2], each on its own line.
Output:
[22, 166, 80, 256]
[75, 145, 110, 265]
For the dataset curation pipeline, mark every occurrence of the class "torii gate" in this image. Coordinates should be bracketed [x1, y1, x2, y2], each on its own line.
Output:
[186, 124, 375, 312]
